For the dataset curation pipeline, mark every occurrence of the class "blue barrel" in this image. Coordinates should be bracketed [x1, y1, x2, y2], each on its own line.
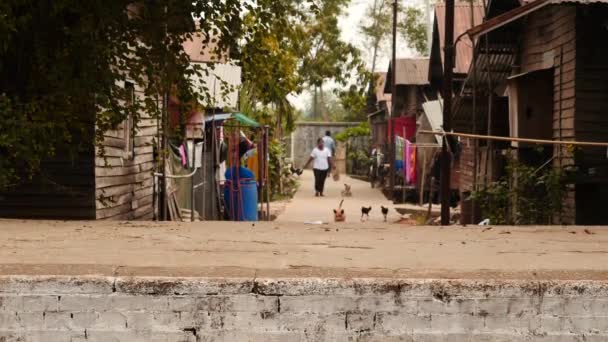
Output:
[224, 167, 258, 221]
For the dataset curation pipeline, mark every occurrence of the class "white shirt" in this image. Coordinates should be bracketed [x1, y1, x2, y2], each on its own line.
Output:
[310, 147, 331, 170]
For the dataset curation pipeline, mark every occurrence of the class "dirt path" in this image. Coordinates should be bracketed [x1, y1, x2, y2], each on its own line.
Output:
[275, 170, 400, 223]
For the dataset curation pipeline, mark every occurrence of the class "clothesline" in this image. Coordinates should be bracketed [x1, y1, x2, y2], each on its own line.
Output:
[418, 130, 608, 148]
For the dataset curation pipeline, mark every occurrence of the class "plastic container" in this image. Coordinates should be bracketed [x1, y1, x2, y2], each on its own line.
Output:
[224, 167, 258, 221]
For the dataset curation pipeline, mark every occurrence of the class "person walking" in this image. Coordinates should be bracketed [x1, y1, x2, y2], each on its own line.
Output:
[303, 138, 333, 197]
[322, 131, 336, 179]
[322, 131, 336, 156]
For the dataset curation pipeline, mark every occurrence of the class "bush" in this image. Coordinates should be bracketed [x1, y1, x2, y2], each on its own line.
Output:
[472, 157, 569, 225]
[335, 122, 370, 142]
[268, 139, 299, 200]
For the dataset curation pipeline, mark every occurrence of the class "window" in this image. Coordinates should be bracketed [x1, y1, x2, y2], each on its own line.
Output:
[123, 82, 135, 160]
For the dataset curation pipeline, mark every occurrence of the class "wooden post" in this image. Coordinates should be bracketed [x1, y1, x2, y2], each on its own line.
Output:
[426, 177, 434, 222]
[389, 0, 398, 200]
[402, 126, 407, 204]
[419, 153, 427, 206]
[440, 0, 455, 225]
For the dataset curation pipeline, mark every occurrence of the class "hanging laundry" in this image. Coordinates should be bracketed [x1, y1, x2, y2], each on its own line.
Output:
[395, 136, 405, 171]
[245, 148, 259, 181]
[179, 144, 188, 167]
[405, 140, 417, 185]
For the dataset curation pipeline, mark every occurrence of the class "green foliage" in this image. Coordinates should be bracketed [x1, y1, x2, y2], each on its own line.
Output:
[300, 0, 361, 88]
[347, 148, 371, 175]
[399, 7, 428, 56]
[335, 122, 371, 143]
[472, 157, 570, 225]
[360, 0, 428, 73]
[238, 1, 309, 133]
[0, 0, 261, 189]
[300, 0, 367, 120]
[268, 139, 299, 200]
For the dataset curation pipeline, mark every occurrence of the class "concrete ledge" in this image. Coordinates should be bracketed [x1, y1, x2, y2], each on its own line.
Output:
[2, 275, 608, 297]
[2, 276, 608, 341]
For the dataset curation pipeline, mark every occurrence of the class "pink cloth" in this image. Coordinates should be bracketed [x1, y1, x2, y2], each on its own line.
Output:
[179, 144, 187, 167]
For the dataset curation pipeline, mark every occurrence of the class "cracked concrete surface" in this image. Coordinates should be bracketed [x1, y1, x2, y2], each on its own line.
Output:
[0, 219, 607, 280]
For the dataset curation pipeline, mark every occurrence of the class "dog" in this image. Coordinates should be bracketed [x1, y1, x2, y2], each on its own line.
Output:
[333, 199, 346, 222]
[341, 183, 352, 197]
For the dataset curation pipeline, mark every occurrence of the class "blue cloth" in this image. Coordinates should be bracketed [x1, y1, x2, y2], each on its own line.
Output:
[225, 166, 255, 183]
[322, 136, 335, 155]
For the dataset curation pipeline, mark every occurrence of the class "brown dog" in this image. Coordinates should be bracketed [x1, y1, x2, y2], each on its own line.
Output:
[333, 199, 345, 222]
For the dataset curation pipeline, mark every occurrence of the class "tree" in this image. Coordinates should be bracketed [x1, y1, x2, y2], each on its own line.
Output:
[0, 0, 306, 189]
[299, 0, 366, 121]
[237, 0, 310, 135]
[360, 0, 429, 74]
[399, 6, 428, 56]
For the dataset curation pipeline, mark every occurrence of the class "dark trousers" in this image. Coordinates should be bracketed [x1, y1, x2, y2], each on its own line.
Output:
[313, 168, 329, 193]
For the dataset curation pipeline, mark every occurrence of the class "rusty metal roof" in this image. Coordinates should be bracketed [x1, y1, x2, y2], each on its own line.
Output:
[521, 0, 608, 3]
[183, 33, 227, 63]
[384, 58, 430, 93]
[468, 0, 608, 38]
[435, 2, 485, 75]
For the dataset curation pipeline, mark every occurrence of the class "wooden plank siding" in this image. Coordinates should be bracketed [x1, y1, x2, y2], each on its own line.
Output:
[95, 88, 158, 220]
[0, 148, 96, 220]
[517, 5, 578, 223]
[572, 6, 608, 224]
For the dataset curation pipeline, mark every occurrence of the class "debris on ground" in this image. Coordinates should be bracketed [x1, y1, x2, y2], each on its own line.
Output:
[482, 227, 493, 232]
[499, 231, 512, 235]
[584, 229, 595, 235]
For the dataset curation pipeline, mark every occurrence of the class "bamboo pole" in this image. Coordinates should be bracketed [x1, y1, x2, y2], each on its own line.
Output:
[418, 130, 608, 147]
[419, 153, 427, 206]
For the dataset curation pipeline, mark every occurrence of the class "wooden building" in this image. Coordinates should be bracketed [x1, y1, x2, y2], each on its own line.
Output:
[369, 72, 391, 148]
[0, 32, 239, 221]
[460, 0, 608, 224]
[426, 1, 485, 210]
[384, 58, 432, 119]
[0, 81, 157, 220]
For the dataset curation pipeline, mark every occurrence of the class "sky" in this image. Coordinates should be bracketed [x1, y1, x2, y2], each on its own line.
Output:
[289, 0, 431, 111]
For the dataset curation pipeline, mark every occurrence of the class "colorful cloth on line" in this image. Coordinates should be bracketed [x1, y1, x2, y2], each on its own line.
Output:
[405, 140, 417, 185]
[395, 136, 405, 171]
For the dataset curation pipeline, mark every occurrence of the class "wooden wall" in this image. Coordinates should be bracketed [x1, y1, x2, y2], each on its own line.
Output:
[0, 137, 96, 219]
[519, 6, 577, 146]
[574, 6, 608, 174]
[518, 5, 578, 223]
[95, 85, 157, 220]
[573, 6, 608, 224]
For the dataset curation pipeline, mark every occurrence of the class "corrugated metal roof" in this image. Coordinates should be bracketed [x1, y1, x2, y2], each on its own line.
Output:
[522, 0, 608, 3]
[420, 100, 444, 146]
[393, 58, 430, 85]
[435, 2, 485, 74]
[191, 63, 242, 109]
[384, 58, 430, 93]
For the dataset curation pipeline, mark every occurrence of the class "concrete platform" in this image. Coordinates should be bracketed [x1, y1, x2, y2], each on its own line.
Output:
[2, 220, 608, 341]
[0, 219, 607, 280]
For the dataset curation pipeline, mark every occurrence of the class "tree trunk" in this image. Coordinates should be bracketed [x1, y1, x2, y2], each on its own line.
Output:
[313, 87, 318, 120]
[370, 0, 382, 74]
[320, 84, 329, 121]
